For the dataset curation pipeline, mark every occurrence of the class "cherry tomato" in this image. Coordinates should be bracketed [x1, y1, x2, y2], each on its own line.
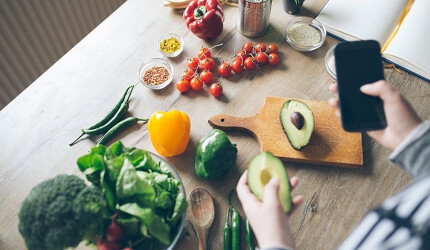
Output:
[230, 59, 244, 74]
[200, 70, 213, 84]
[209, 82, 223, 97]
[244, 57, 257, 70]
[256, 52, 268, 65]
[218, 62, 231, 77]
[267, 44, 278, 54]
[268, 53, 279, 65]
[182, 68, 195, 82]
[254, 43, 266, 53]
[187, 57, 199, 70]
[190, 77, 203, 91]
[176, 79, 190, 93]
[236, 50, 248, 61]
[200, 57, 215, 71]
[242, 42, 254, 54]
[198, 47, 211, 59]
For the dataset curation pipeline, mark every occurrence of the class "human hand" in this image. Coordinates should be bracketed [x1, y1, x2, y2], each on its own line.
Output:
[236, 170, 303, 249]
[328, 80, 422, 150]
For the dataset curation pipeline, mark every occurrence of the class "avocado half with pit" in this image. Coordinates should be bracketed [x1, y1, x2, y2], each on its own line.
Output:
[248, 151, 292, 213]
[280, 99, 314, 150]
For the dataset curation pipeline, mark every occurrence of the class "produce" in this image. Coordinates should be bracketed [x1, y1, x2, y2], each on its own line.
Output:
[247, 151, 292, 213]
[195, 129, 237, 179]
[209, 82, 223, 97]
[176, 44, 222, 95]
[218, 42, 279, 77]
[70, 85, 134, 146]
[97, 116, 149, 146]
[245, 218, 255, 250]
[280, 99, 314, 150]
[227, 191, 241, 250]
[183, 0, 224, 40]
[18, 174, 106, 250]
[147, 110, 191, 157]
[176, 79, 191, 92]
[223, 206, 232, 250]
[77, 141, 188, 249]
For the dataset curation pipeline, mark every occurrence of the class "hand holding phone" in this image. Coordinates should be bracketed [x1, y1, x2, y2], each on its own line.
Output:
[334, 40, 387, 132]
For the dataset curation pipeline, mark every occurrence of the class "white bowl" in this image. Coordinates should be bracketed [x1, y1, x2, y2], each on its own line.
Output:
[158, 33, 184, 58]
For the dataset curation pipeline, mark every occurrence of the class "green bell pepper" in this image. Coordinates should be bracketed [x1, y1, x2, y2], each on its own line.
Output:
[195, 129, 238, 179]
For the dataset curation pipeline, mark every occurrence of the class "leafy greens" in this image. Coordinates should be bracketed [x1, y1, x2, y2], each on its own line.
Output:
[77, 141, 187, 249]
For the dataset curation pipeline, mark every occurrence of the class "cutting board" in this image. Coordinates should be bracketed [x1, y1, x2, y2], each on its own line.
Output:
[208, 97, 363, 168]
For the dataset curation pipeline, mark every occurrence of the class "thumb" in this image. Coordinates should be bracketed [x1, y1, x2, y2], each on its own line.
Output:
[360, 80, 393, 98]
[263, 177, 280, 204]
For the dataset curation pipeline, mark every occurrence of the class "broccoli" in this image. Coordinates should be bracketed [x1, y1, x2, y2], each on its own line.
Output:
[18, 174, 107, 250]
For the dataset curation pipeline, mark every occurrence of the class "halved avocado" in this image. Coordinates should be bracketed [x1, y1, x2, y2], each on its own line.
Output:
[247, 151, 292, 213]
[280, 99, 314, 150]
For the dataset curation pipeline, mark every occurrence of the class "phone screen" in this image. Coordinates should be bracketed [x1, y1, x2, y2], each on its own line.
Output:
[334, 40, 387, 132]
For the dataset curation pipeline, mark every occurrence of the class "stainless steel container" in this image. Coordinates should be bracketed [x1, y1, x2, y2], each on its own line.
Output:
[238, 0, 272, 37]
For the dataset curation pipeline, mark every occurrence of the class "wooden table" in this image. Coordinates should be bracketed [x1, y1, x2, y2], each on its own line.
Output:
[1, 0, 429, 249]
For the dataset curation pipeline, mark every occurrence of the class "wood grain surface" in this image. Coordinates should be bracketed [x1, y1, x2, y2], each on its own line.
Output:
[209, 96, 363, 168]
[0, 0, 429, 250]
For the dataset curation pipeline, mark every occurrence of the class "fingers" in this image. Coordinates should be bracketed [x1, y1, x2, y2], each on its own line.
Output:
[328, 97, 339, 108]
[328, 83, 338, 93]
[236, 170, 260, 205]
[289, 176, 299, 190]
[264, 177, 280, 204]
[289, 195, 304, 214]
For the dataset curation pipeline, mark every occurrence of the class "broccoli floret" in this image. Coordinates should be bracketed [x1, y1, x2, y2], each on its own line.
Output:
[18, 174, 106, 250]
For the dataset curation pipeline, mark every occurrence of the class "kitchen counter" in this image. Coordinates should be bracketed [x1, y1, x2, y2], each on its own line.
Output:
[1, 0, 429, 249]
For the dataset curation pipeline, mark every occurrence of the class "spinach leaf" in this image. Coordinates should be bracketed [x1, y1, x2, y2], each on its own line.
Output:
[119, 203, 170, 245]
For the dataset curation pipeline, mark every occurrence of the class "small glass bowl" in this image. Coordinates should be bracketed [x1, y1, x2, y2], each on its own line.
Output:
[285, 17, 326, 52]
[139, 58, 173, 90]
[158, 33, 184, 58]
[325, 45, 337, 81]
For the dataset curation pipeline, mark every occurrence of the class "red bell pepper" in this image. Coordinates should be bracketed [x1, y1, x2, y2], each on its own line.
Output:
[183, 0, 224, 40]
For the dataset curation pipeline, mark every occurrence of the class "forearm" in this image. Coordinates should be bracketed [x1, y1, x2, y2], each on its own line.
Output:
[389, 120, 430, 178]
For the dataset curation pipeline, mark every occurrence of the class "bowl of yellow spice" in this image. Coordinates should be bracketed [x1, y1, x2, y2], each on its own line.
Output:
[159, 33, 184, 57]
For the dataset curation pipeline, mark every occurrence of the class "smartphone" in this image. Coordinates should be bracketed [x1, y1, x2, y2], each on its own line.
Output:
[334, 40, 387, 132]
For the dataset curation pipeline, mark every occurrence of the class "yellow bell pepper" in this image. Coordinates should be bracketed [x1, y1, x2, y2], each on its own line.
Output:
[147, 110, 191, 157]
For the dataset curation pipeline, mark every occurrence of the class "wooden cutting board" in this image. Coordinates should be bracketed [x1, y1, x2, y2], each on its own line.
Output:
[208, 97, 363, 168]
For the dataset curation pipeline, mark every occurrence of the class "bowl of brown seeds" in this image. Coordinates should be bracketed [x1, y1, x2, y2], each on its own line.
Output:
[139, 58, 173, 90]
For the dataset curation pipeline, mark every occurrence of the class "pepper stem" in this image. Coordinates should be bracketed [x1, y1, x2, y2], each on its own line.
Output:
[193, 6, 207, 20]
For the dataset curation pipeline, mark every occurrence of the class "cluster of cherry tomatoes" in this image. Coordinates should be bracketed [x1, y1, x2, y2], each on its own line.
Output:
[218, 42, 279, 77]
[175, 47, 223, 97]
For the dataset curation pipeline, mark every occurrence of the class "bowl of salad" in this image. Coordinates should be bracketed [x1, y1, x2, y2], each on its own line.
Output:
[77, 141, 188, 250]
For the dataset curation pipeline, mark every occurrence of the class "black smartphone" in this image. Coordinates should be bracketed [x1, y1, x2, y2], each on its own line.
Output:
[334, 40, 387, 132]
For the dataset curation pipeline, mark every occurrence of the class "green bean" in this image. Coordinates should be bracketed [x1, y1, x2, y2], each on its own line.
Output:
[245, 218, 255, 250]
[97, 116, 148, 145]
[69, 85, 134, 146]
[224, 207, 232, 250]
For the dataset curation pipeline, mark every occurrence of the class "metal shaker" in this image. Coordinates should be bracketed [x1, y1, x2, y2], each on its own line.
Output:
[238, 0, 272, 37]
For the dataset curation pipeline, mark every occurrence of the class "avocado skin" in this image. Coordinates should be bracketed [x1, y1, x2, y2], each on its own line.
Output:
[280, 99, 314, 150]
[247, 152, 292, 213]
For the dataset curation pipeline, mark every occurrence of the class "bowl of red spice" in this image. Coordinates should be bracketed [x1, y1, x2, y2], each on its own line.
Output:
[285, 17, 326, 52]
[139, 58, 173, 90]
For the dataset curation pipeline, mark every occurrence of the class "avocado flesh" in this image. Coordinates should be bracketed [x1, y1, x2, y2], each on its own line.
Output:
[247, 152, 292, 213]
[280, 100, 314, 150]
